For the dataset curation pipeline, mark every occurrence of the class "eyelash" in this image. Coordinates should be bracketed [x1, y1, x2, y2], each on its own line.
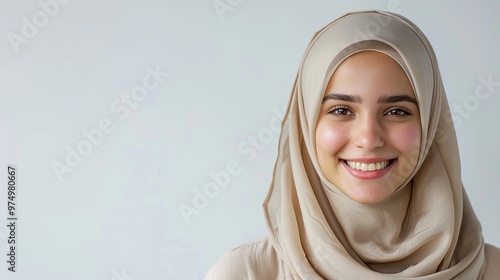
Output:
[327, 106, 413, 117]
[385, 108, 412, 116]
[328, 106, 353, 116]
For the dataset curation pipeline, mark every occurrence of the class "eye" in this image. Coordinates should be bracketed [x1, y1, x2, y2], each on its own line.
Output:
[385, 108, 411, 116]
[328, 106, 353, 116]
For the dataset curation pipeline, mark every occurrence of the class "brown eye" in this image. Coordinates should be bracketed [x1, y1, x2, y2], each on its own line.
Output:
[385, 108, 411, 116]
[329, 106, 353, 116]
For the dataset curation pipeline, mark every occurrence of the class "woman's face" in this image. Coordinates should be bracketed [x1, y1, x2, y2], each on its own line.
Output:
[315, 51, 421, 204]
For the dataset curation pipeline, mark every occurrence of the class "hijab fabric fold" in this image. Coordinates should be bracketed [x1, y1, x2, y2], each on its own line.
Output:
[263, 10, 485, 279]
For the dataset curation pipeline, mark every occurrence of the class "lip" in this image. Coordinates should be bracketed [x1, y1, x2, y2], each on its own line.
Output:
[342, 157, 393, 163]
[341, 158, 396, 180]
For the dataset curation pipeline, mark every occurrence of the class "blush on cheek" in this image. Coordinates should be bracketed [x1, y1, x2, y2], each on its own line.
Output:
[315, 123, 346, 155]
[397, 126, 421, 151]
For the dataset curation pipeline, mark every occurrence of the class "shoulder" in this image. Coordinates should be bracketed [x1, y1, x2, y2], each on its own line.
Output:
[483, 243, 500, 279]
[204, 237, 283, 280]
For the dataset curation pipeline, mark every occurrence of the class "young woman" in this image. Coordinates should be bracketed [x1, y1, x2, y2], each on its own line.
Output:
[205, 10, 500, 279]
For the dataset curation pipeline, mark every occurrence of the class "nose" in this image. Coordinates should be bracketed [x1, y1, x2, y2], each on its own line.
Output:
[352, 115, 384, 150]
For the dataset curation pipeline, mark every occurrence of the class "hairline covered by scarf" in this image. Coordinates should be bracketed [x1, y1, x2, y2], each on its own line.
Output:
[263, 10, 485, 279]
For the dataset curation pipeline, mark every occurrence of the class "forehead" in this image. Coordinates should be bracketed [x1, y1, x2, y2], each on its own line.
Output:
[325, 51, 414, 97]
[333, 51, 405, 76]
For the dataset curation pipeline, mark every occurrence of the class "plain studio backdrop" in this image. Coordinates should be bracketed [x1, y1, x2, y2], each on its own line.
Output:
[0, 0, 498, 279]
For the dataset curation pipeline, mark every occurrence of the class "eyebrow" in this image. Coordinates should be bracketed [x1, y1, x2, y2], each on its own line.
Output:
[322, 93, 417, 106]
[322, 93, 361, 104]
[377, 95, 418, 105]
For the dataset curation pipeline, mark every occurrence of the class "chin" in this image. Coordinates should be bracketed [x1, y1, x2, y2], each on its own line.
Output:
[344, 182, 394, 205]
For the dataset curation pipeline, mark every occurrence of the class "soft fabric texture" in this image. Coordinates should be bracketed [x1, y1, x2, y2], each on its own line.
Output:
[204, 239, 500, 279]
[205, 10, 500, 279]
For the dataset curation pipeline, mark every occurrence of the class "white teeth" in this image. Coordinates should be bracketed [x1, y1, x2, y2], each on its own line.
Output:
[368, 163, 375, 171]
[361, 163, 368, 171]
[346, 160, 391, 171]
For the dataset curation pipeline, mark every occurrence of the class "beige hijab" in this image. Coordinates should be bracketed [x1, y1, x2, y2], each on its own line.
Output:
[263, 10, 485, 279]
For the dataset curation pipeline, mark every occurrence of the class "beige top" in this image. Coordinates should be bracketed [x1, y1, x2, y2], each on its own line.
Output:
[205, 238, 500, 279]
[206, 10, 500, 279]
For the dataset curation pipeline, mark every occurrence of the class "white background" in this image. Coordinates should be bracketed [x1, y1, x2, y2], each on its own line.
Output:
[0, 0, 498, 279]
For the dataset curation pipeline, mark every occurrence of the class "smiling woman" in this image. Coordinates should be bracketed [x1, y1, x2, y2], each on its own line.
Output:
[205, 10, 500, 279]
[316, 51, 421, 204]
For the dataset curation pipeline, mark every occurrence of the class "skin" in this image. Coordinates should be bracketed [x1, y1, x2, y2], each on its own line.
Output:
[315, 51, 421, 204]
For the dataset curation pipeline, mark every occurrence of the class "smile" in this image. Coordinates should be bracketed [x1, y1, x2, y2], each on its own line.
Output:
[344, 160, 394, 172]
[341, 159, 396, 180]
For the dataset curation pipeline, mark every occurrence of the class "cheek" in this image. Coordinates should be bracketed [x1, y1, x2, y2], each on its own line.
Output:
[389, 124, 421, 153]
[315, 121, 346, 155]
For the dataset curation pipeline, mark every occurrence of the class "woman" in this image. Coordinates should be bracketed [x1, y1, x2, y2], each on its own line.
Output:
[205, 10, 500, 279]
